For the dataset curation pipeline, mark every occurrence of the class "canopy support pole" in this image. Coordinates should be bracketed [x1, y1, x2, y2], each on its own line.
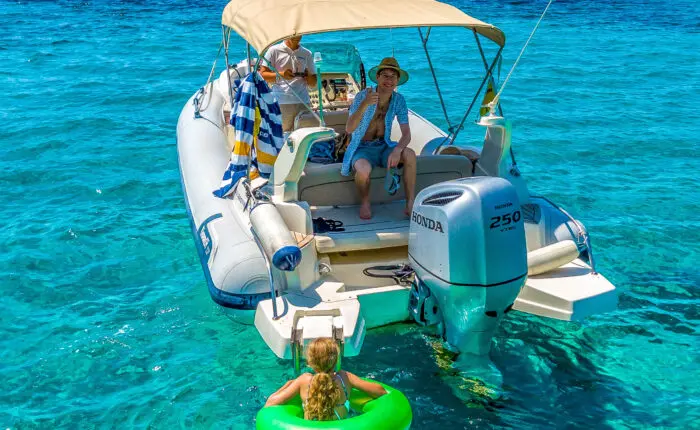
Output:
[247, 43, 253, 73]
[244, 42, 256, 181]
[474, 31, 503, 117]
[418, 27, 453, 133]
[473, 31, 517, 168]
[222, 27, 236, 120]
[225, 33, 254, 182]
[443, 46, 503, 148]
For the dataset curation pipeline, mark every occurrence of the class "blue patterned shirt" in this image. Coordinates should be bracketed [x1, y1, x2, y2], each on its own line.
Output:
[341, 89, 409, 176]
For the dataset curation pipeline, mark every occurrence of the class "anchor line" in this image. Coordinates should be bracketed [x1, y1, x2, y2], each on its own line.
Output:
[488, 0, 556, 114]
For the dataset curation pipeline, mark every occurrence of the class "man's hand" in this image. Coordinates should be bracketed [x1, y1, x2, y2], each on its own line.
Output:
[282, 69, 295, 80]
[387, 147, 403, 168]
[362, 87, 379, 107]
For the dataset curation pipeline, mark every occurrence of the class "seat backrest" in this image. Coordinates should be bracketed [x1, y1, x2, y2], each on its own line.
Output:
[297, 155, 473, 207]
[475, 126, 506, 177]
[295, 110, 349, 136]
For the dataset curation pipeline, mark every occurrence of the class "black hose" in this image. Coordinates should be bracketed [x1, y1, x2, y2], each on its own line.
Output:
[363, 264, 414, 286]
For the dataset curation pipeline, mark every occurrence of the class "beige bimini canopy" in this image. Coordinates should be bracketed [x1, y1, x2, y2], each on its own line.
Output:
[222, 0, 505, 54]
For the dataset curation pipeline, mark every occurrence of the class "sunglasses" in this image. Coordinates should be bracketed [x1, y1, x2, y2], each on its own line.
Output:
[385, 167, 402, 195]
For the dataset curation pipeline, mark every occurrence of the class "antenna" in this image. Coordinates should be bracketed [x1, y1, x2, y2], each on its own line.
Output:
[314, 51, 325, 126]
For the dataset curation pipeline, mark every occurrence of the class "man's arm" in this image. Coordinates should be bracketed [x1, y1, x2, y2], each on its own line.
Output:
[259, 51, 294, 83]
[346, 89, 377, 133]
[395, 95, 411, 149]
[387, 123, 411, 168]
[304, 71, 317, 87]
[259, 65, 294, 84]
[259, 65, 277, 84]
[258, 51, 277, 83]
[304, 54, 318, 87]
[396, 123, 412, 150]
[387, 95, 411, 168]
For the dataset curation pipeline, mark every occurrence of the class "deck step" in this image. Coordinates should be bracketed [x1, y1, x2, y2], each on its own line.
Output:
[513, 259, 617, 320]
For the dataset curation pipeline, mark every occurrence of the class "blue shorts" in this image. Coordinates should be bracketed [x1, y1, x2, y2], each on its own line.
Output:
[351, 139, 392, 170]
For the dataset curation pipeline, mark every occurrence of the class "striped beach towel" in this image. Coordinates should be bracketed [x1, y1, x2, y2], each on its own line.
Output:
[213, 73, 284, 198]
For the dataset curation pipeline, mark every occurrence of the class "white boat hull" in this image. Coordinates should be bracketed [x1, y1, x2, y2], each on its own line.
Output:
[177, 79, 618, 360]
[176, 87, 272, 314]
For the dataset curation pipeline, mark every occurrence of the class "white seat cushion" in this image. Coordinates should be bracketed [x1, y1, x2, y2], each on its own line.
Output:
[299, 154, 473, 207]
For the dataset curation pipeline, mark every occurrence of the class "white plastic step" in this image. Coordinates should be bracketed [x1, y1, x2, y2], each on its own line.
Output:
[255, 282, 366, 359]
[254, 279, 412, 359]
[513, 259, 617, 321]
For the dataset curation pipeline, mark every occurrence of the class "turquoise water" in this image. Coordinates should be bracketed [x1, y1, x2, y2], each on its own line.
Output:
[1, 0, 698, 428]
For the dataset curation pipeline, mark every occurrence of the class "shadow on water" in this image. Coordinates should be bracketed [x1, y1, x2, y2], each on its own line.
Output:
[209, 265, 699, 429]
[495, 314, 653, 429]
[346, 324, 508, 429]
[342, 306, 666, 429]
[178, 267, 699, 429]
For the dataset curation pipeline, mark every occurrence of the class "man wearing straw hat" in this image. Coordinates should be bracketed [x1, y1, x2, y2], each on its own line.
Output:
[344, 57, 416, 220]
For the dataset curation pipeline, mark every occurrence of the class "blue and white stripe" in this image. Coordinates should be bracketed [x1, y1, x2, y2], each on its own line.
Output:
[213, 73, 284, 198]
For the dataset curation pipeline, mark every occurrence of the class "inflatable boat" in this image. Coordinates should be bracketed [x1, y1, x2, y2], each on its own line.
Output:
[177, 0, 618, 364]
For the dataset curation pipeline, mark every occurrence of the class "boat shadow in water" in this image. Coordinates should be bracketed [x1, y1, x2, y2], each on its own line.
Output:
[346, 316, 645, 428]
[493, 314, 649, 429]
[344, 323, 510, 428]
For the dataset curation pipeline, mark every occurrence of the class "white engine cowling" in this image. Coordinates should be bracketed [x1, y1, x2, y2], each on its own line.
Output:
[408, 176, 527, 355]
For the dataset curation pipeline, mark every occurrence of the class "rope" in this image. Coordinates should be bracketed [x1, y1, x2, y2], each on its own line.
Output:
[488, 0, 556, 113]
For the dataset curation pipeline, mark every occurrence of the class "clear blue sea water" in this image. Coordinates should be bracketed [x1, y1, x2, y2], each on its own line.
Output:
[1, 0, 698, 428]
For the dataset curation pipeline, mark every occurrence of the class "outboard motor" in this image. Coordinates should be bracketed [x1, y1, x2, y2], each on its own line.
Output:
[408, 176, 527, 355]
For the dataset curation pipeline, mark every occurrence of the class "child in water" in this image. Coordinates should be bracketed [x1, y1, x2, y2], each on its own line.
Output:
[264, 337, 387, 421]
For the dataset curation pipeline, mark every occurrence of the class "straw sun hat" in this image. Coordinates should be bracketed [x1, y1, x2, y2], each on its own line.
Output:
[368, 57, 409, 86]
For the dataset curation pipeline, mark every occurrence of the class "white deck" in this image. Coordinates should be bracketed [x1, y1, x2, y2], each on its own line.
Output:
[311, 201, 410, 253]
[256, 279, 411, 359]
[514, 259, 618, 320]
[257, 258, 616, 358]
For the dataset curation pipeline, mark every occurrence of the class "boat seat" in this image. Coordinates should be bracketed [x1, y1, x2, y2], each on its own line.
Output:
[312, 201, 409, 254]
[298, 155, 473, 207]
[295, 109, 350, 135]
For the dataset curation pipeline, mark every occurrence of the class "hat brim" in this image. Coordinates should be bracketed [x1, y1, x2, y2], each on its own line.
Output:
[368, 65, 409, 86]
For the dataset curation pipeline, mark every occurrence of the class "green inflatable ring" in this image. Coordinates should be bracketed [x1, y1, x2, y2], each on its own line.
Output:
[256, 381, 412, 430]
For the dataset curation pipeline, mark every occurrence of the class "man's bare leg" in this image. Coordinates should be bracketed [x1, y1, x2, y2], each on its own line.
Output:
[401, 148, 417, 216]
[354, 159, 373, 219]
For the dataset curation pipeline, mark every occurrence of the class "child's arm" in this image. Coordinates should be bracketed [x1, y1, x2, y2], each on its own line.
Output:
[344, 371, 387, 398]
[264, 378, 301, 406]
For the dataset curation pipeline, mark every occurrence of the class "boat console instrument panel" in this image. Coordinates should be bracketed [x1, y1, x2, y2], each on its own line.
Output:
[309, 73, 361, 111]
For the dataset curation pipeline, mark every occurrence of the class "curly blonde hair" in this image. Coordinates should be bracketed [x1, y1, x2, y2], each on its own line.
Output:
[304, 338, 341, 421]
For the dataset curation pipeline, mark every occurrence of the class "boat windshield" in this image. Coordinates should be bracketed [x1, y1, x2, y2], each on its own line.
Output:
[303, 42, 364, 86]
